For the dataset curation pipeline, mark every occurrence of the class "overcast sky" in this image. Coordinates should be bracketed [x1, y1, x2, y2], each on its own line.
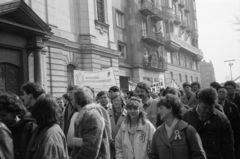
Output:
[196, 0, 240, 83]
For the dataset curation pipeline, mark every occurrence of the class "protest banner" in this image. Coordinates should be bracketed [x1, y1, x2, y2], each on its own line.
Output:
[74, 68, 117, 92]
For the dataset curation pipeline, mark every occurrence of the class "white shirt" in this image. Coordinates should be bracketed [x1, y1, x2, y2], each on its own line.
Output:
[164, 118, 179, 139]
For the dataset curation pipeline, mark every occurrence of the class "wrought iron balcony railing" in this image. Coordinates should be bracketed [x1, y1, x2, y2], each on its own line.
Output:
[141, 29, 164, 46]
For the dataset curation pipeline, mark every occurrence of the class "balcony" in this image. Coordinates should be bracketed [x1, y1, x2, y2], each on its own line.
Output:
[163, 33, 181, 51]
[186, 24, 192, 33]
[151, 7, 163, 22]
[178, 39, 203, 61]
[143, 55, 167, 71]
[178, 0, 185, 8]
[174, 15, 181, 25]
[139, 1, 155, 16]
[141, 29, 165, 46]
[180, 20, 188, 29]
[184, 3, 190, 13]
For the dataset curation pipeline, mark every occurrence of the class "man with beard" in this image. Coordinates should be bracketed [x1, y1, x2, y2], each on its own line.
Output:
[135, 82, 158, 126]
[183, 88, 234, 159]
[181, 82, 198, 107]
[217, 86, 240, 159]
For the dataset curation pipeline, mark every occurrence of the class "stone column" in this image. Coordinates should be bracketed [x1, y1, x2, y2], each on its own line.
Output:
[33, 48, 42, 85]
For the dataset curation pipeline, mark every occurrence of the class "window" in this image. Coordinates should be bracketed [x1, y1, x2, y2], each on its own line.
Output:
[142, 21, 147, 37]
[176, 52, 180, 65]
[170, 23, 174, 33]
[118, 43, 127, 59]
[167, 52, 172, 63]
[196, 77, 198, 82]
[165, 21, 170, 33]
[191, 76, 193, 83]
[192, 39, 195, 46]
[97, 0, 105, 23]
[183, 55, 186, 67]
[193, 0, 196, 10]
[179, 9, 182, 21]
[67, 64, 76, 86]
[170, 72, 174, 79]
[173, 4, 176, 15]
[179, 74, 182, 83]
[185, 75, 188, 82]
[164, 0, 172, 8]
[116, 11, 125, 28]
[194, 19, 198, 29]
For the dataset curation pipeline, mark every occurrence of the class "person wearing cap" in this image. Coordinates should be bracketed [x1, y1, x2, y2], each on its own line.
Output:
[217, 86, 240, 159]
[115, 97, 155, 159]
[181, 82, 198, 108]
[135, 82, 159, 126]
[224, 81, 240, 111]
[109, 86, 121, 100]
[149, 94, 206, 159]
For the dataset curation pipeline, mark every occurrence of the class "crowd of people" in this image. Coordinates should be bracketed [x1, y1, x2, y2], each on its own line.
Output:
[0, 80, 239, 159]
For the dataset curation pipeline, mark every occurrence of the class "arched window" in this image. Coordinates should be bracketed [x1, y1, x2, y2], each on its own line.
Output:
[67, 64, 76, 86]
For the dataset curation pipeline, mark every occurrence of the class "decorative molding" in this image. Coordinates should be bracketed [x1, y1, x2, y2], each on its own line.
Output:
[95, 20, 109, 34]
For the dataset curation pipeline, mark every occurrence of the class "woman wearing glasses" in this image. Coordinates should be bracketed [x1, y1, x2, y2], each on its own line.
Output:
[115, 97, 155, 159]
[148, 94, 206, 159]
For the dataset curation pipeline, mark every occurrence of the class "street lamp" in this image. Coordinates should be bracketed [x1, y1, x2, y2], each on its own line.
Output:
[224, 59, 235, 80]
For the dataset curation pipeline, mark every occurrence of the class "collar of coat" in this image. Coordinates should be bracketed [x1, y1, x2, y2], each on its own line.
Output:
[108, 108, 127, 117]
[121, 119, 147, 132]
[156, 120, 188, 147]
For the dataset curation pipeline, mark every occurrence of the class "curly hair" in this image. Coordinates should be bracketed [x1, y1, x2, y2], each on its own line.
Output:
[162, 87, 181, 98]
[224, 81, 237, 89]
[111, 94, 126, 107]
[198, 87, 217, 105]
[32, 94, 61, 128]
[135, 82, 151, 93]
[191, 82, 201, 89]
[157, 94, 182, 119]
[21, 82, 45, 99]
[0, 93, 26, 116]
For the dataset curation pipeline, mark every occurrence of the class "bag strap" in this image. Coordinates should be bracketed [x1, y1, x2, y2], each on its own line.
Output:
[184, 126, 192, 159]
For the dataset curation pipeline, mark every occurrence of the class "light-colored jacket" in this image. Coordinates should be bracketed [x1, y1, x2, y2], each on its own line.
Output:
[144, 98, 159, 127]
[115, 120, 155, 159]
[109, 108, 127, 138]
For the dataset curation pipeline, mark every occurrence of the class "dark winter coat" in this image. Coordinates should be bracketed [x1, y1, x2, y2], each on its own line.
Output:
[149, 120, 206, 159]
[9, 112, 37, 159]
[183, 106, 235, 159]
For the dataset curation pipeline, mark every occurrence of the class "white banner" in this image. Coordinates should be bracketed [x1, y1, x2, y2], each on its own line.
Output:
[74, 68, 117, 91]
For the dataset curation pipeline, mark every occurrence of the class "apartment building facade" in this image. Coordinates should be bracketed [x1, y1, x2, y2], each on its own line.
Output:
[0, 0, 203, 95]
[114, 0, 203, 91]
[0, 0, 119, 96]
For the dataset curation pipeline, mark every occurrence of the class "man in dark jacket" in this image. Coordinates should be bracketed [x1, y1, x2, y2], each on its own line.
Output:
[224, 81, 240, 110]
[181, 82, 198, 107]
[217, 86, 240, 159]
[183, 87, 235, 159]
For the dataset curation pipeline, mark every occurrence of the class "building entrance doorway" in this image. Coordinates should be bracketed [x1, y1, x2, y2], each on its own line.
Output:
[0, 64, 20, 95]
